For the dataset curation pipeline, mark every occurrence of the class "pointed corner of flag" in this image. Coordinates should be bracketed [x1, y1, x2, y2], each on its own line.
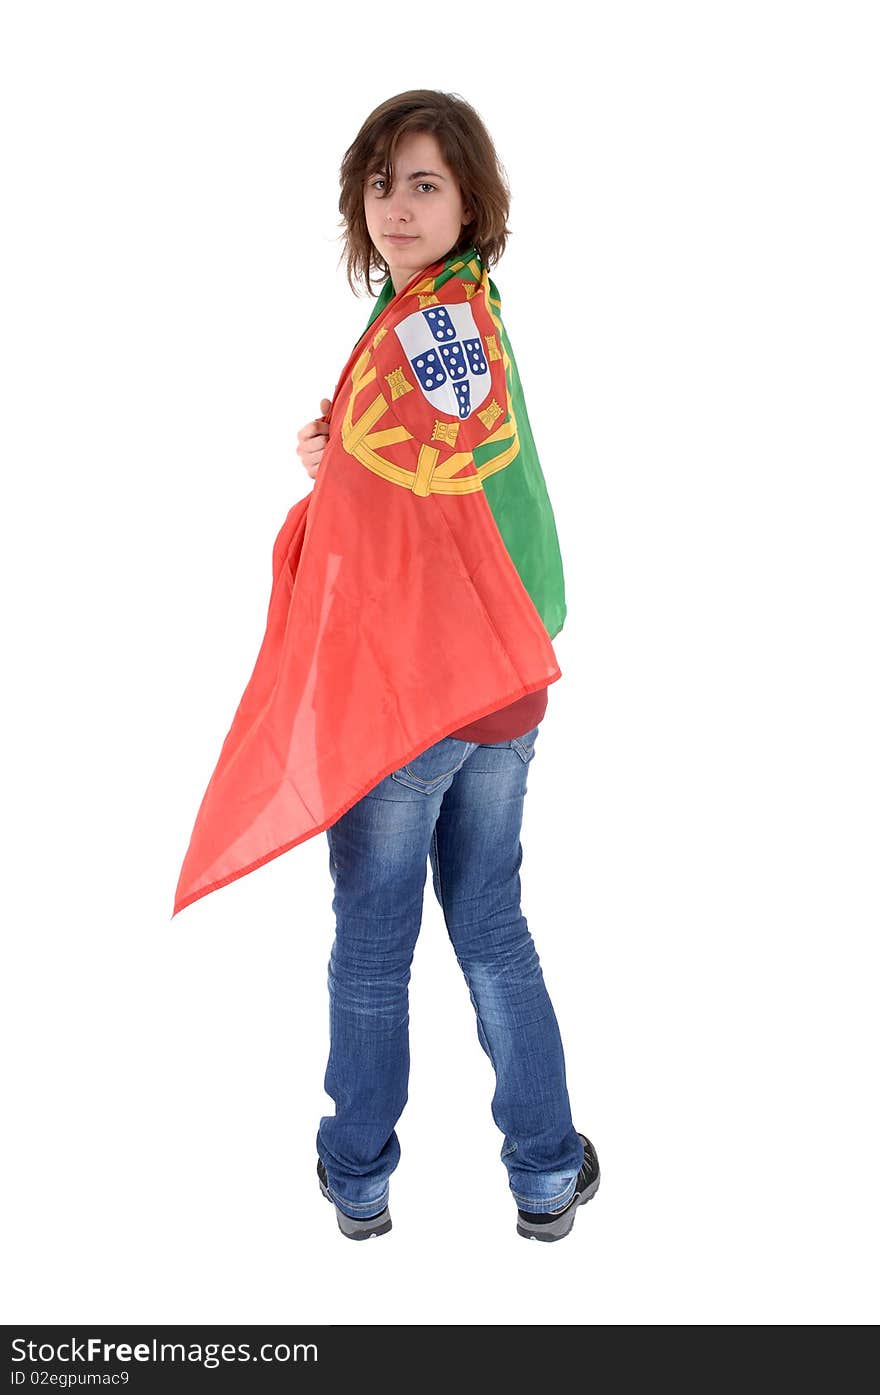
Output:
[171, 878, 194, 920]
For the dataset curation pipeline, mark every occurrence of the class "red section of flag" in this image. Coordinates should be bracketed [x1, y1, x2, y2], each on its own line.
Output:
[172, 265, 561, 917]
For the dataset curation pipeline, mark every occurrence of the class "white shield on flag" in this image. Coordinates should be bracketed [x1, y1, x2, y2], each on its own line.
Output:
[393, 301, 492, 421]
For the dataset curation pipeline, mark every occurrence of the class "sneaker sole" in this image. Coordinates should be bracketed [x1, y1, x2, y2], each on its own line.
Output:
[318, 1176, 392, 1240]
[516, 1171, 601, 1242]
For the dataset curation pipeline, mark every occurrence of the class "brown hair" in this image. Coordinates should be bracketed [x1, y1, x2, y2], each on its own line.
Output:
[337, 89, 512, 298]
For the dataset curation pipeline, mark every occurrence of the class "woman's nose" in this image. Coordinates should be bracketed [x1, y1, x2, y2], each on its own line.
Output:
[384, 191, 411, 222]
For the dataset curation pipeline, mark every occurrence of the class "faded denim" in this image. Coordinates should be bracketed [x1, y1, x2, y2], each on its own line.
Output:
[316, 724, 583, 1219]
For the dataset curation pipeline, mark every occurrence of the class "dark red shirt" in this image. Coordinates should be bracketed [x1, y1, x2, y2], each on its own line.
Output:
[447, 685, 548, 744]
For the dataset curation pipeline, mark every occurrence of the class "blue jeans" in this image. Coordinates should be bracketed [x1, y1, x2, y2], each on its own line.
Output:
[316, 724, 583, 1219]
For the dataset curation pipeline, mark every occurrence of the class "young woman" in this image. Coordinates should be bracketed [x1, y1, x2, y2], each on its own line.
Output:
[296, 90, 600, 1242]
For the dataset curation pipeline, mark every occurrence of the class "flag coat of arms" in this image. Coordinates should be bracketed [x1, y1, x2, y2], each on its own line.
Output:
[172, 246, 566, 916]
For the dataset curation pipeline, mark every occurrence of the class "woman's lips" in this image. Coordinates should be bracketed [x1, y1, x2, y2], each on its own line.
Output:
[387, 235, 417, 243]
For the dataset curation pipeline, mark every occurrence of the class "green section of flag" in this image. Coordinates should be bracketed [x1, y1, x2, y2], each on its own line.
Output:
[360, 247, 567, 640]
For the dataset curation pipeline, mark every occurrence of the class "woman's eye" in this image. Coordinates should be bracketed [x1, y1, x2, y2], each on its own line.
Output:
[368, 179, 436, 194]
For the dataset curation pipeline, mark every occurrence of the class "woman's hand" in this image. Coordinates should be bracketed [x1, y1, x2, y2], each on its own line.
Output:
[296, 398, 332, 479]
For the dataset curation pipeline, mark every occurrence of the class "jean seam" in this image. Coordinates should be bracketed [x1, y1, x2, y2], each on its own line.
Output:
[512, 1179, 577, 1209]
[431, 824, 444, 913]
[511, 726, 539, 764]
[471, 995, 497, 1070]
[435, 831, 497, 1071]
[326, 1183, 389, 1214]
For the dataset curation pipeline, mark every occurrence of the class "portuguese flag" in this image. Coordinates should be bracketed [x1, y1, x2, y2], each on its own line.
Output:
[172, 246, 566, 916]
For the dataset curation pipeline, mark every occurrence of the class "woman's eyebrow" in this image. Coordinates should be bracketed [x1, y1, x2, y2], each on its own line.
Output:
[368, 169, 447, 180]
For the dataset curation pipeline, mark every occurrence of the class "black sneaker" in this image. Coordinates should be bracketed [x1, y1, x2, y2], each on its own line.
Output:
[317, 1158, 392, 1240]
[516, 1133, 600, 1241]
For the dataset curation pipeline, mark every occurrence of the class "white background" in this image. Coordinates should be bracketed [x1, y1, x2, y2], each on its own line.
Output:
[2, 0, 877, 1326]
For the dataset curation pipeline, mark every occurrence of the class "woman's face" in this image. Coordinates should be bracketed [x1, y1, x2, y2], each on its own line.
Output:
[364, 130, 474, 294]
